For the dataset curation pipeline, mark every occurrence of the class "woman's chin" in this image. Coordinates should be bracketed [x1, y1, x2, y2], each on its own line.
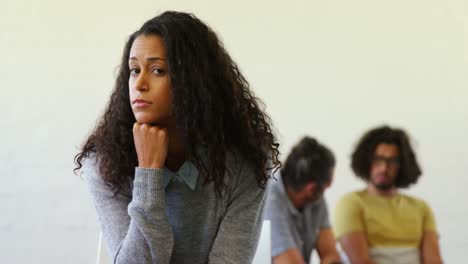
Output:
[134, 114, 158, 125]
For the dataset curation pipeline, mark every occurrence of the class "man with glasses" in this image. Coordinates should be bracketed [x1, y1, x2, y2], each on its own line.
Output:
[265, 137, 342, 264]
[333, 126, 442, 264]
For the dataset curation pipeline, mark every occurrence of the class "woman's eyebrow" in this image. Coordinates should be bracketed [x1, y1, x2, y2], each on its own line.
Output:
[129, 57, 166, 62]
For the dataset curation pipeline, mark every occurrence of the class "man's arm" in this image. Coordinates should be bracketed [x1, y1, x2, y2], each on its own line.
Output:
[421, 231, 443, 264]
[339, 231, 375, 264]
[334, 194, 373, 264]
[420, 201, 443, 264]
[273, 248, 306, 264]
[315, 228, 342, 264]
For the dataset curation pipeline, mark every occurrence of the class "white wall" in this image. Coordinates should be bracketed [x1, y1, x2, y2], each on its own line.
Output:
[1, 0, 466, 263]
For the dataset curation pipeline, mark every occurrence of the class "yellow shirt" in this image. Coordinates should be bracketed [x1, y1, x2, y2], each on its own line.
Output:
[333, 190, 437, 248]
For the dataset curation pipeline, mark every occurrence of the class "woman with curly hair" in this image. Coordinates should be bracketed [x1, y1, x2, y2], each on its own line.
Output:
[74, 11, 280, 264]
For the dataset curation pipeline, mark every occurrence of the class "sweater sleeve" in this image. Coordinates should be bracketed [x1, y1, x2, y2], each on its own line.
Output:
[83, 158, 174, 264]
[207, 162, 266, 264]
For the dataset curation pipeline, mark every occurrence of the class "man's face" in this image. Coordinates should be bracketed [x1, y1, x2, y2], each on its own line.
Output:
[303, 168, 334, 204]
[369, 143, 400, 191]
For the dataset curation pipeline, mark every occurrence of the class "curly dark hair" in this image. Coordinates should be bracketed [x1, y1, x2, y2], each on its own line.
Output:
[281, 137, 335, 192]
[351, 125, 421, 188]
[74, 11, 281, 196]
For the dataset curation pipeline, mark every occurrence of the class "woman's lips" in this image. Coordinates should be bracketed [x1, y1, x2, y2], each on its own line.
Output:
[132, 99, 152, 108]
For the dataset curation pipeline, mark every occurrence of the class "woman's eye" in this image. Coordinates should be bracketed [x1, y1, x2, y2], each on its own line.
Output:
[153, 68, 165, 74]
[130, 68, 140, 75]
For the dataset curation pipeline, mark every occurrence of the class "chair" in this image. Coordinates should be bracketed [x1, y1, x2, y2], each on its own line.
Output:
[97, 220, 271, 264]
[96, 232, 111, 264]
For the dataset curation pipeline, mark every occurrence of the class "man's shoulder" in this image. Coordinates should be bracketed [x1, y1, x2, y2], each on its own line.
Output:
[266, 172, 286, 196]
[265, 179, 289, 207]
[333, 190, 369, 213]
[339, 190, 366, 202]
[397, 192, 431, 209]
[264, 177, 294, 221]
[304, 196, 329, 216]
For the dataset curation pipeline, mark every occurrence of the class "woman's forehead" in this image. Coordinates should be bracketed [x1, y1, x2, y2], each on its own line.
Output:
[129, 35, 166, 60]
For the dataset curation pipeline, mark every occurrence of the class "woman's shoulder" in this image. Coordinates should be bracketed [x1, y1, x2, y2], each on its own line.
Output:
[225, 149, 255, 179]
[80, 153, 133, 197]
[80, 153, 101, 182]
[224, 150, 265, 196]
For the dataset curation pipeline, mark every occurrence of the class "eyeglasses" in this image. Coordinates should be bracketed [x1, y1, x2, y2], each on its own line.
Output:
[371, 155, 400, 167]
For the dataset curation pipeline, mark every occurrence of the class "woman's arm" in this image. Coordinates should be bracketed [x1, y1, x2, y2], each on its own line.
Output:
[84, 160, 174, 264]
[208, 162, 266, 264]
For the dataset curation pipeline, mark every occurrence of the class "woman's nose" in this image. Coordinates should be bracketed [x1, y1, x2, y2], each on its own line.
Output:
[134, 73, 149, 92]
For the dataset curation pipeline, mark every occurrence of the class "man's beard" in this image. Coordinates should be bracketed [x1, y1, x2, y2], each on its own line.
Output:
[371, 172, 395, 191]
[374, 182, 394, 191]
[308, 185, 325, 203]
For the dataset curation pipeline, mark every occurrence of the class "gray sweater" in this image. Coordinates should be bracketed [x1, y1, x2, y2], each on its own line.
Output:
[83, 153, 265, 264]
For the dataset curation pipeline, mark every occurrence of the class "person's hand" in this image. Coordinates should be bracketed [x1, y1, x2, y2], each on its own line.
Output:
[133, 123, 168, 169]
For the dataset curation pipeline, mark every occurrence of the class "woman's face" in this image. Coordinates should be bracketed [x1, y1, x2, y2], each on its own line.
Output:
[128, 34, 173, 125]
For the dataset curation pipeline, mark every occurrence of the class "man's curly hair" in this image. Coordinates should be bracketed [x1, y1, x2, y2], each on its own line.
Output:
[351, 125, 421, 188]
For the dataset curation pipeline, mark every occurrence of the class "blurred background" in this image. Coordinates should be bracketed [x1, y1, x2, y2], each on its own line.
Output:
[1, 0, 467, 263]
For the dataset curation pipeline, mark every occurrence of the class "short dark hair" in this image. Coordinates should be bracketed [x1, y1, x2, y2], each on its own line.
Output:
[351, 125, 421, 188]
[281, 137, 335, 191]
